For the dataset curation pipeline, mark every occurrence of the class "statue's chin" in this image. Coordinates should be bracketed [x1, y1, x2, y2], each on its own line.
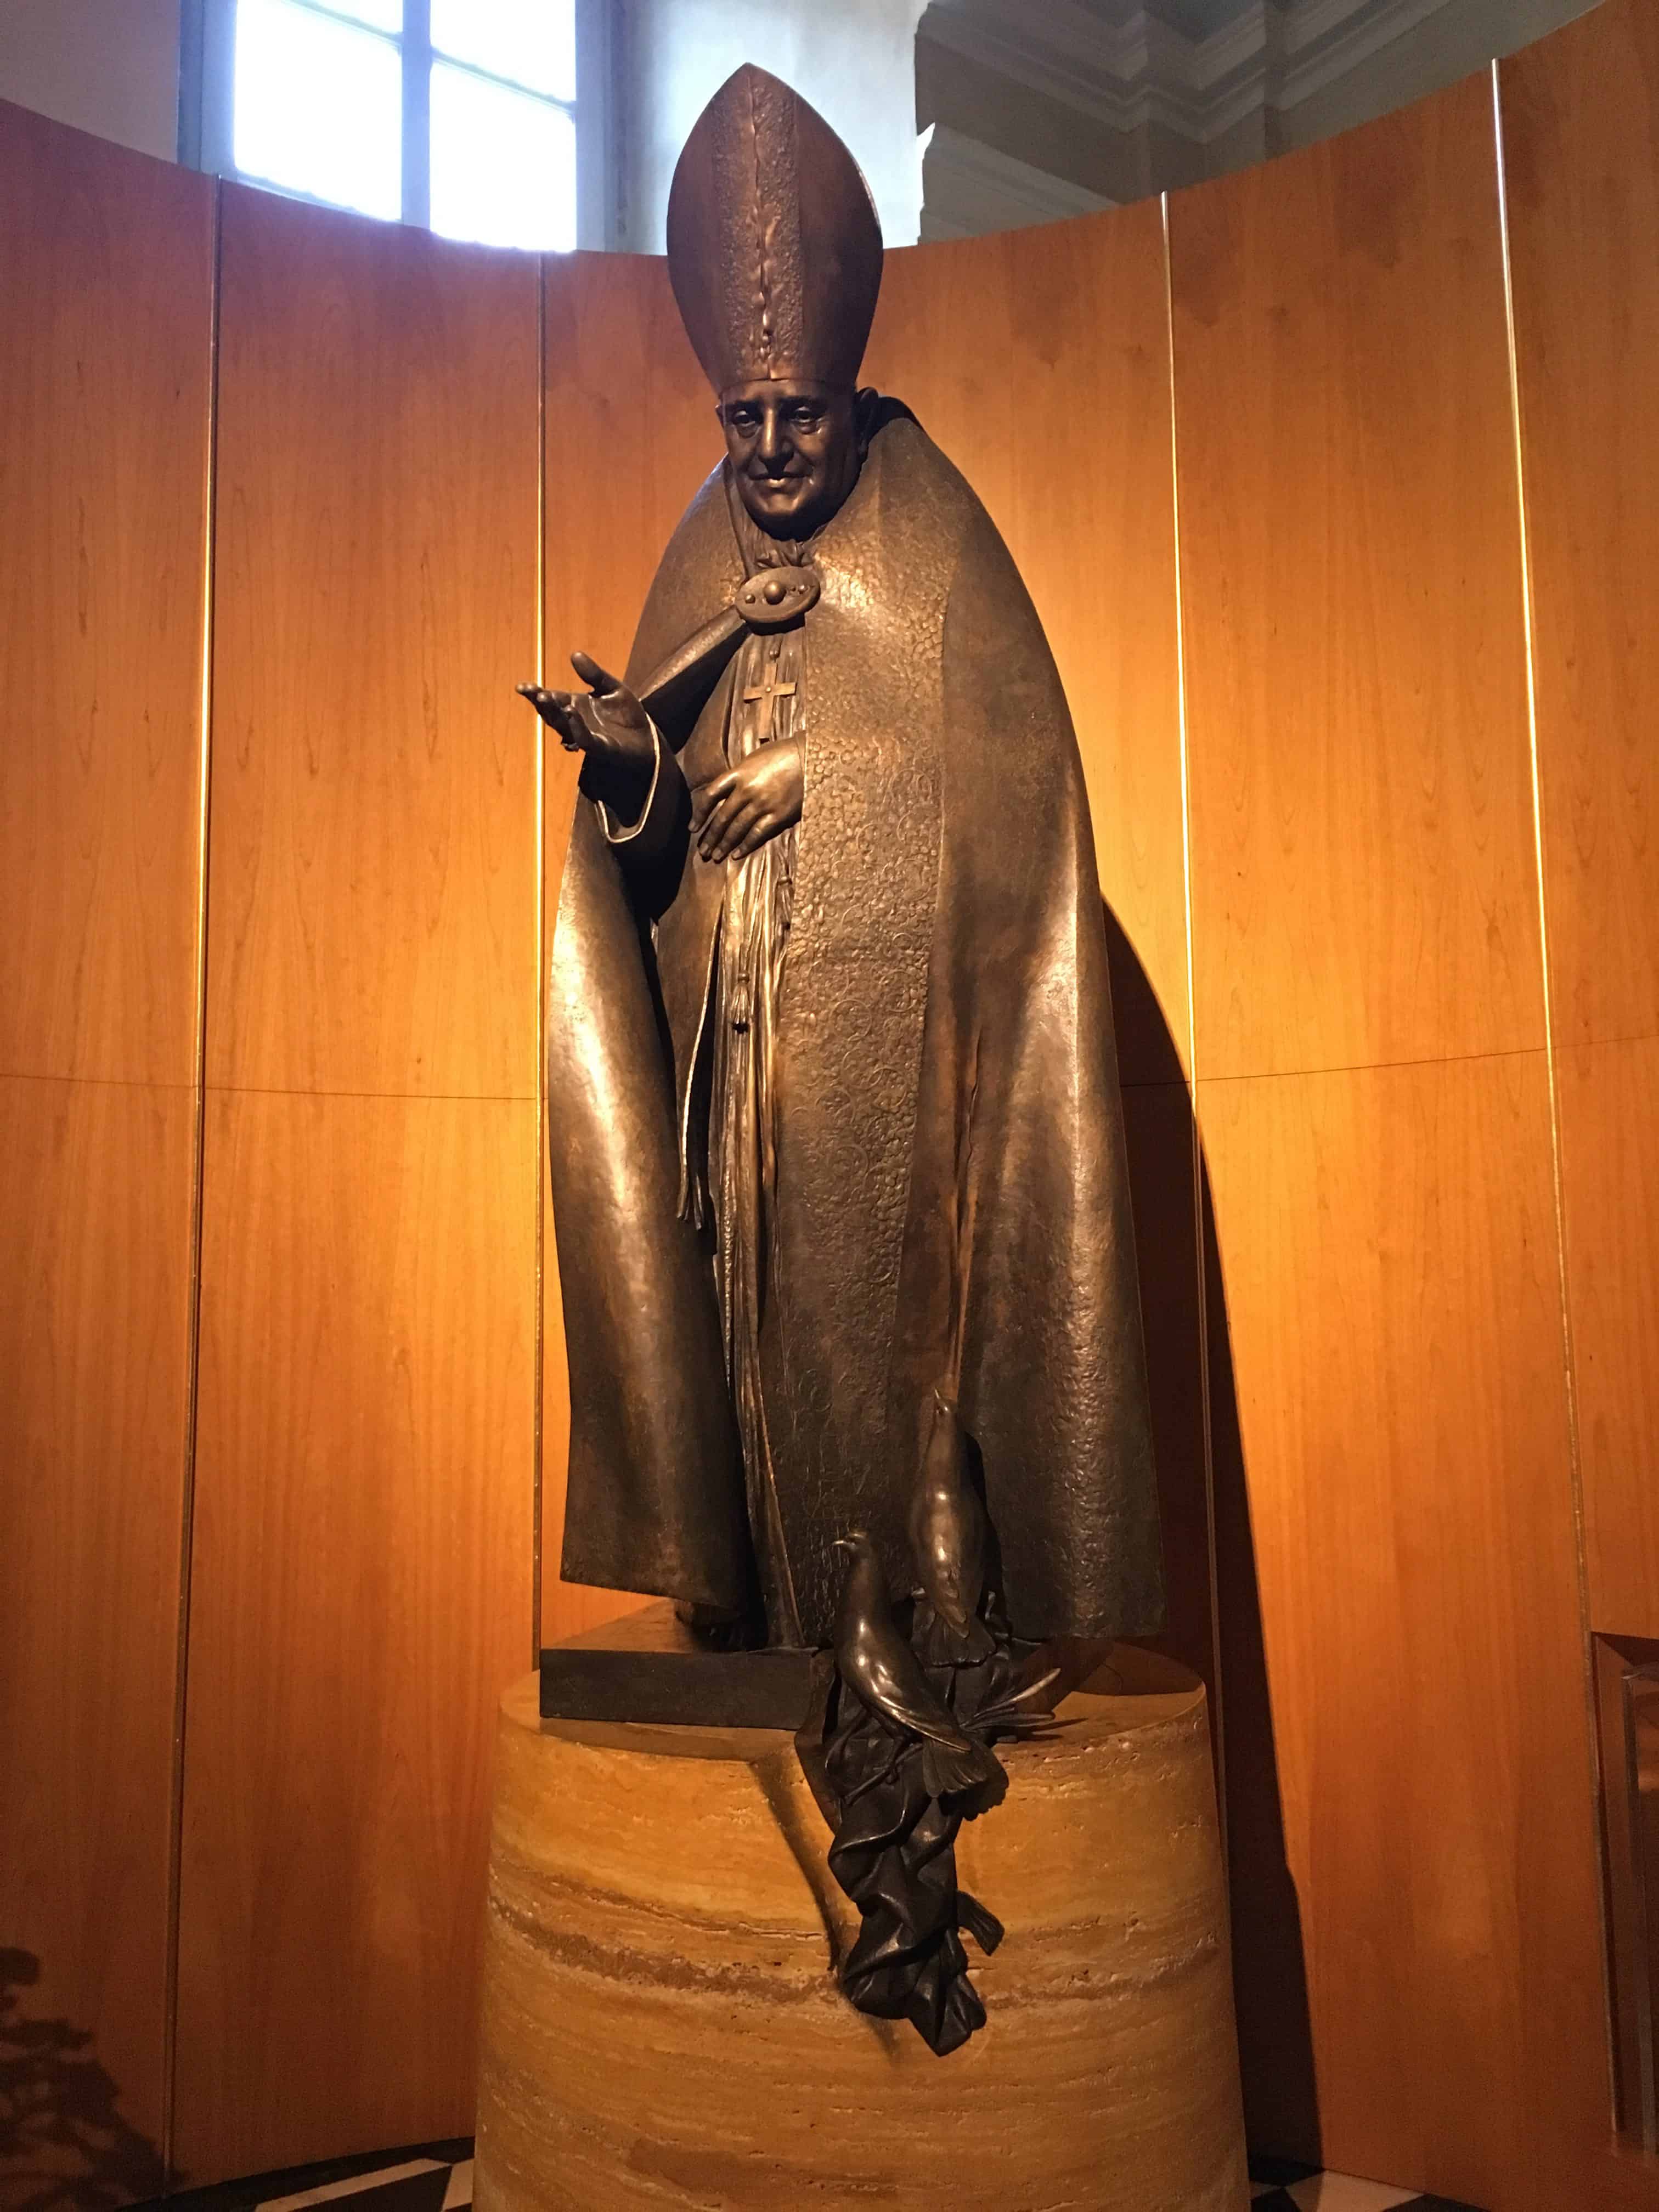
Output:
[740, 489, 817, 538]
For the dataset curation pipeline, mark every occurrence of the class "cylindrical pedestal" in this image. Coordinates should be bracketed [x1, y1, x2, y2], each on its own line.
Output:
[476, 1649, 1246, 2211]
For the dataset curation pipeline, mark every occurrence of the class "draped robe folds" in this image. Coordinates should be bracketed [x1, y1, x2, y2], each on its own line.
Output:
[547, 408, 1164, 1651]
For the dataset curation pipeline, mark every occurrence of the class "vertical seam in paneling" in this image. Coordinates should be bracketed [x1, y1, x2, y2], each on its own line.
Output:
[1493, 58, 1613, 2115]
[1163, 189, 1225, 1850]
[531, 252, 548, 1666]
[163, 172, 222, 2194]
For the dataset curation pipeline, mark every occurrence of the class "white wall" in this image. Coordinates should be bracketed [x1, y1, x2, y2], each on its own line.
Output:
[0, 0, 180, 160]
[620, 0, 929, 251]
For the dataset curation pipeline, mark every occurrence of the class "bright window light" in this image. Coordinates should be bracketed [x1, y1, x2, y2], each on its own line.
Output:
[317, 0, 402, 28]
[430, 63, 576, 251]
[432, 0, 574, 105]
[234, 0, 401, 221]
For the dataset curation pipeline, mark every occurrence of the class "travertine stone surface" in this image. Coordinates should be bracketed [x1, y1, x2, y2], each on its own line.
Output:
[475, 1650, 1246, 2210]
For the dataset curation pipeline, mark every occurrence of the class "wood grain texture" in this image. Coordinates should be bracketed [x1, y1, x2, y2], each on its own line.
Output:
[1199, 1053, 1605, 2211]
[0, 101, 211, 1085]
[866, 209, 1189, 1082]
[539, 253, 714, 1643]
[477, 1661, 1246, 2211]
[1171, 78, 1543, 1081]
[1557, 1036, 1659, 1639]
[207, 185, 539, 1100]
[0, 1074, 194, 2190]
[1504, 0, 1659, 1052]
[175, 1090, 536, 2184]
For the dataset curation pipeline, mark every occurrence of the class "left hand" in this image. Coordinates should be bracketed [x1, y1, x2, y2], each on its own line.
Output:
[696, 739, 804, 864]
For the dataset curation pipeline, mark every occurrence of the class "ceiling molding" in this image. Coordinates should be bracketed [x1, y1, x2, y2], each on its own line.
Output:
[919, 123, 1118, 241]
[919, 0, 1491, 145]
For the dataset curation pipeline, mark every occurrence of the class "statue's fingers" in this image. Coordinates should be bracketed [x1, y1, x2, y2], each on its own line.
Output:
[707, 794, 765, 861]
[698, 793, 746, 857]
[517, 683, 560, 725]
[544, 693, 597, 751]
[729, 821, 775, 862]
[692, 770, 737, 823]
[570, 649, 623, 697]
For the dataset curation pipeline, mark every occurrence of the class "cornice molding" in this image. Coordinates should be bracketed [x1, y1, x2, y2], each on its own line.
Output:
[919, 122, 1118, 239]
[919, 0, 1483, 144]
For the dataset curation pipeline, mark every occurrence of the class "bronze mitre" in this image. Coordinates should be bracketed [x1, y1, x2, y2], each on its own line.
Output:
[665, 65, 884, 397]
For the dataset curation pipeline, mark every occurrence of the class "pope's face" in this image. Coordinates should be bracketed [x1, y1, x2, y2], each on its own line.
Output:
[718, 381, 863, 540]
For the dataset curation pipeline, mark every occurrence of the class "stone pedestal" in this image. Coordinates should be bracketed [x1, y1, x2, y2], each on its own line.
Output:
[475, 1647, 1248, 2211]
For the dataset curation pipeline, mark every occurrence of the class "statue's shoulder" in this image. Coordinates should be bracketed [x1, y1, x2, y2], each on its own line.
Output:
[861, 405, 1023, 590]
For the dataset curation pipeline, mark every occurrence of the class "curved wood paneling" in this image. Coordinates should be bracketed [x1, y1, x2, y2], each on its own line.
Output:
[0, 101, 211, 1088]
[1171, 77, 1543, 1082]
[1555, 1035, 1659, 1639]
[867, 208, 1189, 1082]
[180, 188, 541, 2183]
[0, 1075, 194, 2191]
[176, 1092, 535, 2179]
[1198, 1054, 1605, 2210]
[0, 103, 209, 2204]
[206, 188, 539, 1101]
[1504, 0, 1659, 1655]
[1504, 0, 1659, 1056]
[1173, 72, 1615, 2210]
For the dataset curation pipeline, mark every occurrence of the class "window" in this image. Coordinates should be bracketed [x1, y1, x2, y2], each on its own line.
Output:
[182, 0, 611, 250]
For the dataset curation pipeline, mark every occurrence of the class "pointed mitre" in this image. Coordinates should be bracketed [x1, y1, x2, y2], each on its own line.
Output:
[666, 65, 884, 397]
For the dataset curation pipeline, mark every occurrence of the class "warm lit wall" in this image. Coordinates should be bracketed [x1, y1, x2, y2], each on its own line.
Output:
[0, 100, 210, 2199]
[2, 5, 1657, 2203]
[172, 185, 541, 2181]
[1169, 70, 1603, 2210]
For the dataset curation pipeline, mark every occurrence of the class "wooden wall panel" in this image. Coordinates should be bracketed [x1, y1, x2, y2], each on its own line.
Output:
[0, 101, 210, 1088]
[1504, 0, 1659, 1056]
[1555, 1039, 1659, 1640]
[867, 210, 1189, 1082]
[0, 102, 210, 2202]
[206, 187, 539, 1101]
[177, 1093, 535, 2179]
[1172, 77, 1543, 1082]
[1173, 76, 1617, 2210]
[0, 1076, 194, 2196]
[1198, 1056, 1605, 2210]
[1504, 0, 1659, 1646]
[179, 188, 540, 2182]
[539, 252, 713, 1642]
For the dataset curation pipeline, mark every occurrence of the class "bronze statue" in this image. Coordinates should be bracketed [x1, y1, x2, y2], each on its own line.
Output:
[522, 64, 1165, 2049]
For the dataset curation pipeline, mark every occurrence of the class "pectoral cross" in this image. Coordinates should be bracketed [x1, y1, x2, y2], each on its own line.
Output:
[743, 665, 797, 742]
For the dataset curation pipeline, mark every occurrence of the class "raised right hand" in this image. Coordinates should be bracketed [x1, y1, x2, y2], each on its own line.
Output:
[518, 651, 655, 822]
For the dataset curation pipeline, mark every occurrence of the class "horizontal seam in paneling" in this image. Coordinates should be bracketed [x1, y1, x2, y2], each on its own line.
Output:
[0, 1069, 198, 1092]
[201, 1081, 538, 1103]
[1554, 1025, 1659, 1056]
[1195, 1040, 1550, 1087]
